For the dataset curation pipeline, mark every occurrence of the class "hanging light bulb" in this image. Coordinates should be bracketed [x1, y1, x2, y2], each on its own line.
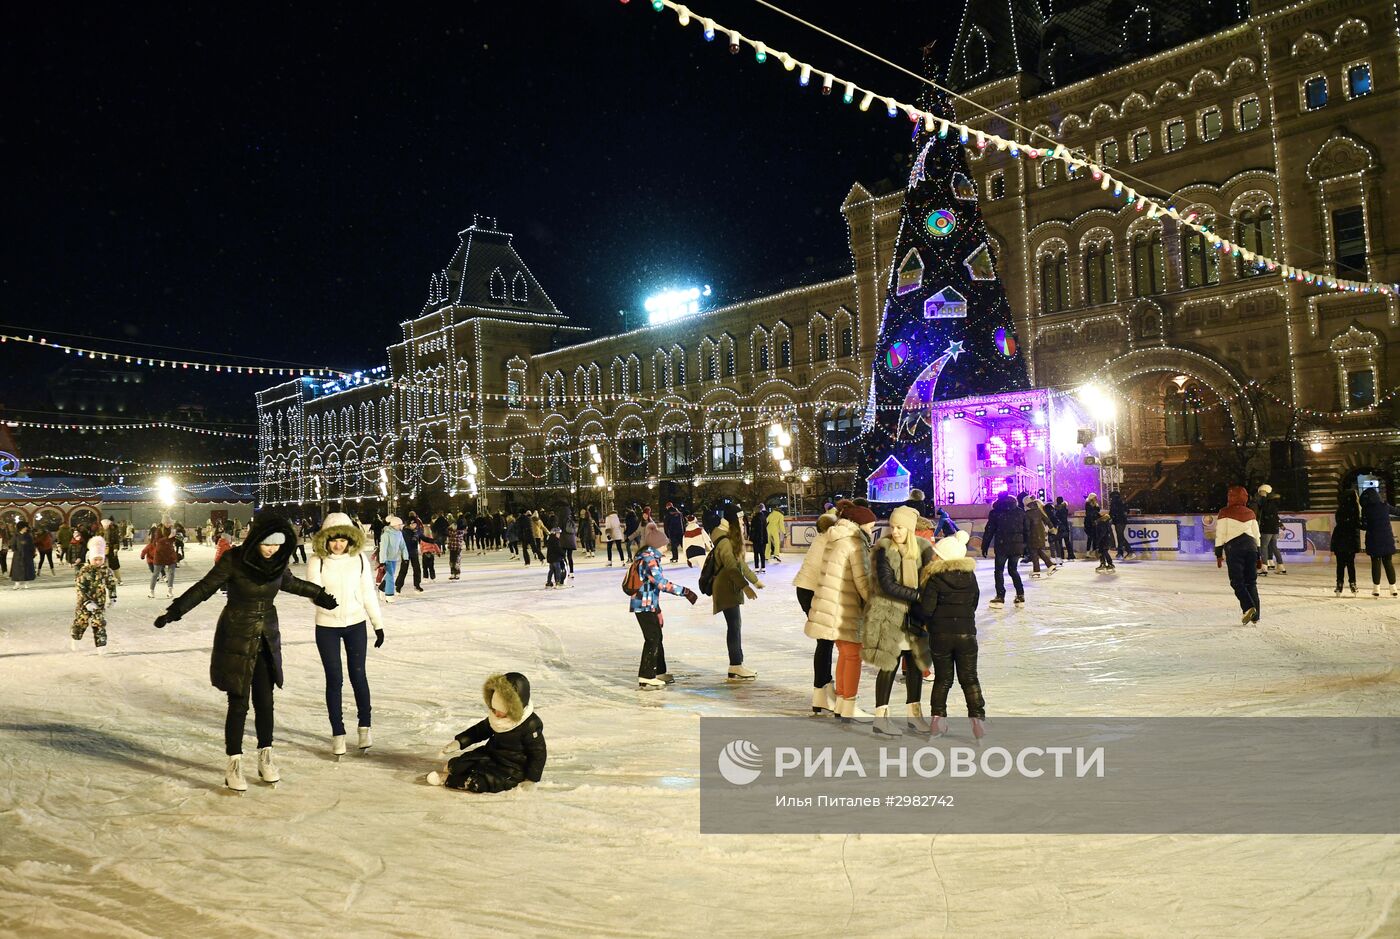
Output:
[924, 111, 935, 132]
[821, 73, 833, 94]
[781, 54, 796, 71]
[938, 119, 949, 137]
[753, 41, 767, 63]
[859, 90, 874, 111]
[702, 18, 715, 40]
[799, 63, 811, 86]
[843, 81, 855, 104]
[728, 30, 742, 54]
[676, 5, 690, 25]
[884, 97, 898, 117]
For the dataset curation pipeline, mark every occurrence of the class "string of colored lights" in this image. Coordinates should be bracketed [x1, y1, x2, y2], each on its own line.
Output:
[0, 332, 348, 378]
[3, 418, 256, 439]
[617, 0, 1398, 298]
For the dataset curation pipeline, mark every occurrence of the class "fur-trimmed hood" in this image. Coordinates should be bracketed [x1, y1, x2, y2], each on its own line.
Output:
[483, 672, 532, 722]
[919, 556, 977, 585]
[235, 513, 298, 582]
[313, 512, 366, 558]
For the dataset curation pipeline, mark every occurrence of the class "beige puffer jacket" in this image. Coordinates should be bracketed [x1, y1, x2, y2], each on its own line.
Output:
[804, 519, 870, 643]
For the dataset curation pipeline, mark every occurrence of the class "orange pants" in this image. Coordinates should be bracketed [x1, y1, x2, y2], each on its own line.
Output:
[834, 640, 862, 698]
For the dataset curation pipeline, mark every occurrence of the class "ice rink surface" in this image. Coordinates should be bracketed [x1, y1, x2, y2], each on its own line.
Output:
[3, 544, 1399, 938]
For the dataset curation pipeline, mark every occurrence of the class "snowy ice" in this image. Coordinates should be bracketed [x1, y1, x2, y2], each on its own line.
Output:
[2, 545, 1399, 936]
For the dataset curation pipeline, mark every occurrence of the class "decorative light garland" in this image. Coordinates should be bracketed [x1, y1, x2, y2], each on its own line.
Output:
[615, 0, 1399, 298]
[2, 418, 256, 439]
[0, 332, 348, 378]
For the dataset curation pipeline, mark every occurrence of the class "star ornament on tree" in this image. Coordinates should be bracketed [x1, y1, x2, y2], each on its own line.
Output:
[945, 340, 965, 360]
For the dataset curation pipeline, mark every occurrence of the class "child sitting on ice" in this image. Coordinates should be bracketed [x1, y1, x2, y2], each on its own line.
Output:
[428, 672, 546, 792]
[71, 536, 118, 652]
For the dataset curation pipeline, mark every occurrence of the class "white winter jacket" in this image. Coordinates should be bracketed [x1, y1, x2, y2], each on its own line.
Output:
[603, 513, 625, 542]
[804, 519, 870, 643]
[307, 551, 384, 630]
[1214, 516, 1260, 549]
[793, 526, 834, 592]
[682, 523, 713, 556]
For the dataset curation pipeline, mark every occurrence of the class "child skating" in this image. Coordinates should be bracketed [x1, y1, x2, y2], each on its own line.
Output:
[71, 536, 118, 652]
[912, 531, 987, 740]
[428, 672, 547, 792]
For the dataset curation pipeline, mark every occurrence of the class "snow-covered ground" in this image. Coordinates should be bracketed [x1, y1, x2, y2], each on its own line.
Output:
[2, 544, 1399, 938]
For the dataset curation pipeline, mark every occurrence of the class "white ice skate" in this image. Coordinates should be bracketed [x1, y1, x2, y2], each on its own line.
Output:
[655, 673, 675, 684]
[637, 676, 665, 690]
[1392, 587, 1398, 598]
[872, 706, 904, 737]
[358, 727, 372, 750]
[332, 734, 347, 756]
[906, 702, 933, 734]
[928, 715, 948, 738]
[811, 682, 837, 716]
[835, 697, 874, 724]
[727, 665, 757, 682]
[257, 746, 279, 784]
[426, 771, 446, 786]
[225, 755, 248, 792]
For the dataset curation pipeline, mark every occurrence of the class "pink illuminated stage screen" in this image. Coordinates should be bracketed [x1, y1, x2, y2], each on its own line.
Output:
[928, 389, 1101, 506]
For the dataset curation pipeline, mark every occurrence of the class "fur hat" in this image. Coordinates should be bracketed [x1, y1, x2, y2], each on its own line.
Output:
[642, 521, 669, 550]
[934, 530, 971, 561]
[483, 672, 531, 721]
[1257, 484, 1273, 496]
[889, 506, 920, 533]
[839, 502, 877, 526]
[908, 489, 925, 502]
[86, 536, 107, 563]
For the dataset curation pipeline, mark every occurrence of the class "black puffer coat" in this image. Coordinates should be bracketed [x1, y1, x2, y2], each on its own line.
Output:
[446, 672, 548, 793]
[1330, 493, 1361, 555]
[913, 557, 980, 636]
[982, 495, 1028, 556]
[163, 514, 329, 697]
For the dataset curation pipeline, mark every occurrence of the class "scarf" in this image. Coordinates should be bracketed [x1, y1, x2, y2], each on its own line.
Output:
[488, 702, 534, 734]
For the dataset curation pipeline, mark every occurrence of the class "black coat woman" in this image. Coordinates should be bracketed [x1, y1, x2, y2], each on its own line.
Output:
[154, 514, 337, 791]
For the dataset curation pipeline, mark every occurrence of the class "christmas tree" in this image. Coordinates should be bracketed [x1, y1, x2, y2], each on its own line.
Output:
[859, 77, 1029, 505]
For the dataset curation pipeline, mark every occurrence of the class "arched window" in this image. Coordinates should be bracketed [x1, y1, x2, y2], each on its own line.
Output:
[489, 268, 506, 300]
[840, 324, 854, 357]
[1040, 248, 1069, 313]
[817, 332, 830, 361]
[1237, 205, 1275, 277]
[820, 408, 861, 464]
[510, 271, 528, 302]
[1165, 382, 1205, 445]
[963, 28, 988, 78]
[1131, 230, 1165, 296]
[1182, 218, 1220, 287]
[1084, 240, 1116, 305]
[779, 335, 792, 368]
[671, 345, 686, 387]
[507, 358, 526, 408]
[508, 443, 524, 478]
[759, 344, 771, 371]
[724, 338, 736, 377]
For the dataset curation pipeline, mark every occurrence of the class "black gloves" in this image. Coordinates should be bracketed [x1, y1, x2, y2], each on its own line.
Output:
[374, 629, 385, 648]
[154, 614, 171, 629]
[313, 590, 339, 610]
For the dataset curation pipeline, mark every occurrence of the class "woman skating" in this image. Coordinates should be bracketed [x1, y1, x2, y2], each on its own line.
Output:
[862, 505, 934, 736]
[1360, 487, 1400, 597]
[710, 504, 763, 681]
[1214, 486, 1261, 624]
[629, 523, 698, 689]
[306, 513, 385, 756]
[805, 501, 875, 722]
[1331, 488, 1361, 596]
[9, 522, 35, 589]
[793, 507, 839, 714]
[154, 514, 337, 791]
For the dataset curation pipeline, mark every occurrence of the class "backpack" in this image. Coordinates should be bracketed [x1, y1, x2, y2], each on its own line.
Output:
[697, 549, 719, 597]
[621, 557, 645, 597]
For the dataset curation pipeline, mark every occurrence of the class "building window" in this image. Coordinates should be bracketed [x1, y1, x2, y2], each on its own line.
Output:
[1237, 206, 1275, 277]
[1040, 250, 1070, 313]
[1164, 119, 1186, 153]
[1098, 139, 1119, 166]
[709, 428, 744, 471]
[1132, 230, 1165, 296]
[840, 325, 853, 357]
[506, 379, 521, 409]
[1347, 63, 1372, 98]
[1200, 108, 1222, 142]
[546, 450, 570, 487]
[661, 432, 692, 477]
[1183, 223, 1220, 287]
[1237, 97, 1261, 131]
[1164, 382, 1205, 445]
[725, 346, 736, 377]
[1084, 242, 1116, 305]
[619, 437, 647, 480]
[779, 336, 792, 368]
[1131, 130, 1151, 161]
[1066, 148, 1088, 179]
[1331, 206, 1367, 277]
[1304, 75, 1328, 110]
[816, 332, 830, 361]
[988, 172, 1005, 200]
[1040, 159, 1063, 187]
[1347, 370, 1375, 408]
[820, 412, 860, 464]
[758, 344, 770, 371]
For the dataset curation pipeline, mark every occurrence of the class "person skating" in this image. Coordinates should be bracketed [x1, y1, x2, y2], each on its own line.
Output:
[530, 511, 547, 563]
[793, 506, 839, 714]
[305, 513, 385, 757]
[628, 523, 698, 689]
[766, 503, 786, 563]
[447, 519, 465, 581]
[1214, 486, 1261, 624]
[1109, 491, 1134, 560]
[141, 525, 180, 598]
[578, 508, 598, 559]
[663, 503, 685, 564]
[863, 506, 935, 736]
[543, 527, 568, 589]
[71, 536, 118, 652]
[912, 531, 986, 740]
[378, 516, 408, 603]
[981, 493, 1028, 606]
[709, 504, 763, 681]
[1360, 487, 1400, 597]
[1255, 484, 1285, 574]
[101, 518, 122, 585]
[397, 514, 425, 592]
[428, 672, 547, 792]
[1024, 497, 1057, 577]
[603, 510, 626, 566]
[34, 526, 55, 575]
[805, 501, 875, 722]
[681, 513, 712, 566]
[1052, 496, 1075, 560]
[1092, 510, 1117, 572]
[1330, 488, 1361, 596]
[749, 503, 769, 572]
[933, 506, 958, 540]
[559, 510, 577, 579]
[9, 522, 35, 590]
[419, 530, 439, 582]
[153, 514, 338, 791]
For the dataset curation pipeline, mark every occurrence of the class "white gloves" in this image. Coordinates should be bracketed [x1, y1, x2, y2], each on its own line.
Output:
[440, 741, 460, 756]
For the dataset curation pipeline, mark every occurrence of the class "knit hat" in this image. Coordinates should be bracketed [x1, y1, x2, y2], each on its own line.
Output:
[1257, 484, 1273, 496]
[260, 531, 287, 546]
[86, 536, 107, 563]
[839, 502, 877, 526]
[934, 530, 971, 561]
[386, 515, 403, 530]
[889, 506, 920, 533]
[642, 522, 669, 550]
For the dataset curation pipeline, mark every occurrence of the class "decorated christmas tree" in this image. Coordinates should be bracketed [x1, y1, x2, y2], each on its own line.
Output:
[859, 77, 1029, 505]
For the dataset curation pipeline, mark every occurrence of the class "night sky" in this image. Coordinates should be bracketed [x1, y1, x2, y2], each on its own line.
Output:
[4, 0, 949, 428]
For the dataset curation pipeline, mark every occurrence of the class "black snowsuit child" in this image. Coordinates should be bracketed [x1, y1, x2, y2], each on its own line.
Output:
[544, 530, 567, 587]
[433, 672, 547, 793]
[911, 533, 987, 726]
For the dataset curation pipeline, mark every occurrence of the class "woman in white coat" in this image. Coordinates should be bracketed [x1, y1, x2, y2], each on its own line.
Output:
[307, 513, 385, 755]
[804, 502, 876, 722]
[603, 511, 627, 566]
[794, 506, 839, 714]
